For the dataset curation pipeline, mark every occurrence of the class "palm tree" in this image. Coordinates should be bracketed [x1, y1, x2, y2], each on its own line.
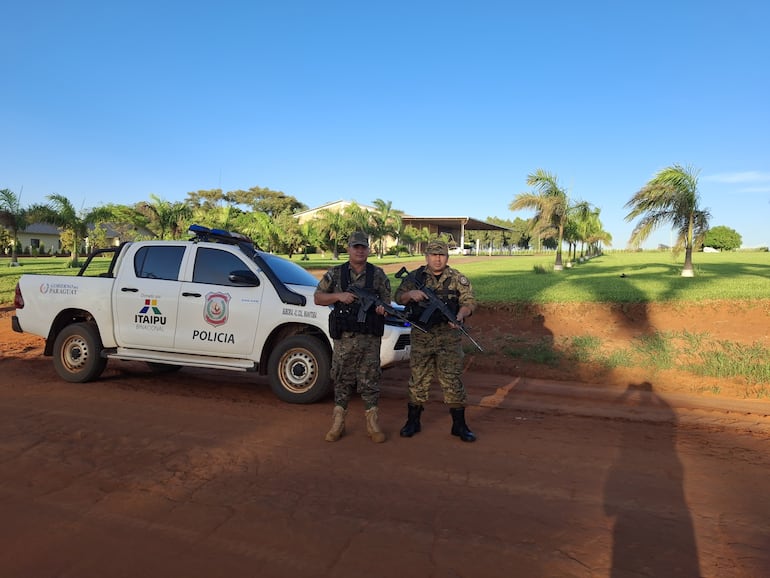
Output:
[99, 203, 154, 242]
[138, 194, 192, 239]
[299, 219, 321, 260]
[563, 218, 581, 262]
[415, 226, 432, 254]
[0, 188, 27, 265]
[400, 225, 421, 255]
[625, 164, 710, 277]
[566, 202, 600, 260]
[31, 194, 113, 266]
[315, 209, 352, 259]
[509, 169, 572, 270]
[370, 198, 403, 258]
[274, 211, 304, 257]
[342, 202, 372, 236]
[190, 203, 246, 234]
[241, 211, 279, 251]
[581, 208, 612, 256]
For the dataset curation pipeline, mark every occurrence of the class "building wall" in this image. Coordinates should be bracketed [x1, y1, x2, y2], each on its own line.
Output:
[15, 231, 62, 255]
[3, 222, 156, 256]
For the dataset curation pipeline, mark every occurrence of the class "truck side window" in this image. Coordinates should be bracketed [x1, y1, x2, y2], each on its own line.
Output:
[134, 246, 185, 281]
[193, 248, 250, 286]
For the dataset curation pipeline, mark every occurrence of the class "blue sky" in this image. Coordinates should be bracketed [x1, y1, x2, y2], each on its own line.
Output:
[3, 1, 769, 248]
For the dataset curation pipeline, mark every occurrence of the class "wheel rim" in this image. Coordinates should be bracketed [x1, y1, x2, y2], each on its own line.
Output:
[277, 348, 318, 393]
[61, 334, 91, 372]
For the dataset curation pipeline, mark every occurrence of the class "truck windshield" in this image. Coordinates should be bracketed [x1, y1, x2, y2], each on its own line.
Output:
[258, 252, 320, 287]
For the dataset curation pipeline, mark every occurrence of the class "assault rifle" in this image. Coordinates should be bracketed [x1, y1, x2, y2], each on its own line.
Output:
[347, 285, 427, 333]
[395, 266, 483, 351]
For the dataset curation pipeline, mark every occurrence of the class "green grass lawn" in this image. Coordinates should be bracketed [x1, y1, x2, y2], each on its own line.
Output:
[3, 250, 769, 305]
[304, 250, 770, 303]
[1, 256, 112, 304]
[451, 251, 770, 303]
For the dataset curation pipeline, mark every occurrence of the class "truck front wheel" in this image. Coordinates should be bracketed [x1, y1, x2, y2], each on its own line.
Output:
[52, 322, 107, 383]
[267, 335, 331, 404]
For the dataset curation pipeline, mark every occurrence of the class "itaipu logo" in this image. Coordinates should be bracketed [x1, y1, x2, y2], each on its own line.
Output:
[204, 292, 230, 327]
[135, 298, 166, 325]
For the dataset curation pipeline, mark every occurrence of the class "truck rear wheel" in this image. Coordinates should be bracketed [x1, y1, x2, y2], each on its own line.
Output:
[52, 322, 107, 383]
[267, 335, 331, 404]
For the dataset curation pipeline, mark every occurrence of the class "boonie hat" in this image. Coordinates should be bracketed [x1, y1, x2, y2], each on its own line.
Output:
[348, 231, 369, 247]
[425, 240, 448, 255]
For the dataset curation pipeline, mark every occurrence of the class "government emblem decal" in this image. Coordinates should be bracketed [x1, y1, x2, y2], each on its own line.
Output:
[204, 292, 230, 327]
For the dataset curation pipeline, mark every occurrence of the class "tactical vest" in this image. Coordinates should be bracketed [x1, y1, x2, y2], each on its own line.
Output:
[328, 262, 385, 338]
[405, 266, 460, 328]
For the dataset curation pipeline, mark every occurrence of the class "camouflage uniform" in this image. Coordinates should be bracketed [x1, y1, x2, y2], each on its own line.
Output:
[316, 263, 391, 410]
[395, 264, 477, 406]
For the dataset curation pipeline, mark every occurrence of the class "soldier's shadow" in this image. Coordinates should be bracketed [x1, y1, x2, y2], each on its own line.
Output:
[603, 381, 700, 577]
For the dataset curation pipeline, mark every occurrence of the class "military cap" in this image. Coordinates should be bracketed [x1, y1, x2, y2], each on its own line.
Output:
[348, 231, 369, 247]
[425, 240, 448, 255]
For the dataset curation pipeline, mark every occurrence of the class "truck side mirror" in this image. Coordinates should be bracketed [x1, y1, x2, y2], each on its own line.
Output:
[228, 270, 260, 286]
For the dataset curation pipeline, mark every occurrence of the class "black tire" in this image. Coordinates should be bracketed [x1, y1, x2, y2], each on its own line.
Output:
[145, 362, 183, 373]
[267, 335, 332, 404]
[52, 322, 108, 383]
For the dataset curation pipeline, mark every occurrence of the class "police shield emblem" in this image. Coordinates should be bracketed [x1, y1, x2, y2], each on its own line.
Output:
[204, 292, 231, 327]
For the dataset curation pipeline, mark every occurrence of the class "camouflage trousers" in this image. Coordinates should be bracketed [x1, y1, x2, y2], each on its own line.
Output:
[330, 332, 382, 409]
[407, 325, 467, 406]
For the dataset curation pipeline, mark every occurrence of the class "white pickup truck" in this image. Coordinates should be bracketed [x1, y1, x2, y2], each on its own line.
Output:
[11, 225, 411, 404]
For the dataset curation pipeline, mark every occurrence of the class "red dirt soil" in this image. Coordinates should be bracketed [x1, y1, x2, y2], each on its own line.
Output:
[2, 302, 770, 577]
[465, 299, 770, 400]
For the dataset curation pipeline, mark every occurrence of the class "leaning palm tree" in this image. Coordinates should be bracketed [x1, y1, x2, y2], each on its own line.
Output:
[509, 169, 572, 270]
[0, 188, 28, 265]
[625, 164, 710, 277]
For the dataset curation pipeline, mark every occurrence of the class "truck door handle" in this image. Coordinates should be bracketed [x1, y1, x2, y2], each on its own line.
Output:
[121, 287, 139, 292]
[182, 292, 201, 298]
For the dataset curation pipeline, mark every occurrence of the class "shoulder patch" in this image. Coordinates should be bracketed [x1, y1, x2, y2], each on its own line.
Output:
[458, 275, 470, 286]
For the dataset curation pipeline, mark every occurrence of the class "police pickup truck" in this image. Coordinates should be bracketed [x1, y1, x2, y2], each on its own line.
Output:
[11, 225, 411, 404]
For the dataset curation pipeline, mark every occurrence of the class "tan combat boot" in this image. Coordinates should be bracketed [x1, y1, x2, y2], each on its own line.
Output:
[365, 407, 386, 443]
[325, 405, 347, 442]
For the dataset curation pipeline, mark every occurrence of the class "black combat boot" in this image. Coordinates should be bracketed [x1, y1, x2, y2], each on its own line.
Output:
[450, 407, 476, 442]
[399, 403, 424, 437]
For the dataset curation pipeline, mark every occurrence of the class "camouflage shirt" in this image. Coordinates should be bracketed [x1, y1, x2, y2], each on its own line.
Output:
[395, 265, 476, 313]
[316, 262, 391, 304]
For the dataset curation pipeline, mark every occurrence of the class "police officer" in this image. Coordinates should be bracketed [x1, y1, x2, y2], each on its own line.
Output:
[314, 231, 391, 443]
[394, 239, 477, 442]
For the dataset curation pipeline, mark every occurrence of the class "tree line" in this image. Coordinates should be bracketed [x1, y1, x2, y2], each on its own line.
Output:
[0, 185, 586, 267]
[1, 163, 742, 276]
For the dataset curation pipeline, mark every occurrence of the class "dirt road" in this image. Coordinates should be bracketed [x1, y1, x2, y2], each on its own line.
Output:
[2, 323, 770, 577]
